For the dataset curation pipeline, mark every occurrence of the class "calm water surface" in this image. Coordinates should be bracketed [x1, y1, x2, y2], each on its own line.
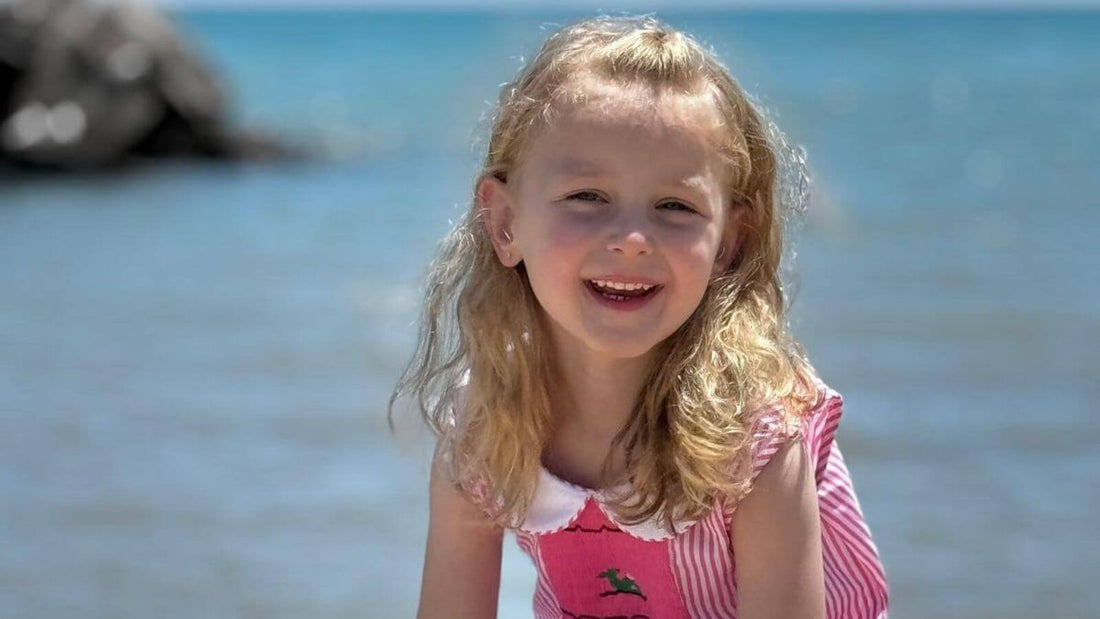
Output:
[1, 9, 1097, 618]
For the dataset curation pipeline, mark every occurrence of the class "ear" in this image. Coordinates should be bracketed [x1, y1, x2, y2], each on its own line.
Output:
[476, 172, 522, 268]
[712, 204, 747, 276]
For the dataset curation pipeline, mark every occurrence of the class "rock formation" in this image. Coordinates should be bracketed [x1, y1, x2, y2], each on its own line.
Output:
[0, 0, 290, 170]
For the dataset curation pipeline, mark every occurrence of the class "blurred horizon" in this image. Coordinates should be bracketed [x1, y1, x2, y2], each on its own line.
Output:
[143, 0, 1100, 11]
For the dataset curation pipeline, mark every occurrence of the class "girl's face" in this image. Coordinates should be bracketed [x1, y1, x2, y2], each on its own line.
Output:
[481, 81, 743, 361]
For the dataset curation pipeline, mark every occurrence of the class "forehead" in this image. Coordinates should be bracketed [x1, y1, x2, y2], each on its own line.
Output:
[556, 77, 724, 132]
[518, 79, 730, 185]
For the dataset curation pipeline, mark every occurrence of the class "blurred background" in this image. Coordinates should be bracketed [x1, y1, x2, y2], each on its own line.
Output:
[2, 0, 1098, 617]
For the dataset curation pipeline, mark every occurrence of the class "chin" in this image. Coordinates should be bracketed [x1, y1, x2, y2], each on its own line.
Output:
[586, 336, 662, 360]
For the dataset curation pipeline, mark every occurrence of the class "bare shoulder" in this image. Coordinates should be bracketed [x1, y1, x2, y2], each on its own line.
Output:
[730, 438, 826, 619]
[417, 450, 505, 619]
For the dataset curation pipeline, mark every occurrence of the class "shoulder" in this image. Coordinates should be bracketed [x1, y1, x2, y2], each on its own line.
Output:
[428, 446, 501, 533]
[419, 449, 504, 618]
[750, 375, 844, 485]
[729, 436, 827, 617]
[721, 374, 844, 525]
[731, 438, 820, 545]
[730, 376, 891, 617]
[436, 372, 503, 519]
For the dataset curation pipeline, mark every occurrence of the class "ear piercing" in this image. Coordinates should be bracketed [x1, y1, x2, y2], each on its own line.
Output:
[503, 229, 514, 263]
[502, 230, 514, 263]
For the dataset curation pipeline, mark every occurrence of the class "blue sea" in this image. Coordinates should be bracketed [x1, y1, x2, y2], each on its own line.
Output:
[1, 8, 1098, 618]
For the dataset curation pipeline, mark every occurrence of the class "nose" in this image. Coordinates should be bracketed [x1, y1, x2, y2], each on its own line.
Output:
[606, 210, 653, 256]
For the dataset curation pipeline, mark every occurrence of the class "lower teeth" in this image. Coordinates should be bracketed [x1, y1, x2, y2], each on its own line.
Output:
[596, 287, 648, 301]
[588, 281, 655, 302]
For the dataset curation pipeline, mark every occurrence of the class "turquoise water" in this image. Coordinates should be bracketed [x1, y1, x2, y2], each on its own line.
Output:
[1, 9, 1098, 617]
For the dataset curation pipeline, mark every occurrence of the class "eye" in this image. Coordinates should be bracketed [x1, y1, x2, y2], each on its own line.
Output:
[659, 200, 698, 214]
[566, 191, 605, 203]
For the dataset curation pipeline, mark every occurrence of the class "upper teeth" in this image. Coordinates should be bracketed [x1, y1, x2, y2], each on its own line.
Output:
[591, 279, 654, 292]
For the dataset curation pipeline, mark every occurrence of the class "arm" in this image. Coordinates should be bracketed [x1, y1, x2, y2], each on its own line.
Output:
[730, 438, 827, 619]
[417, 452, 504, 619]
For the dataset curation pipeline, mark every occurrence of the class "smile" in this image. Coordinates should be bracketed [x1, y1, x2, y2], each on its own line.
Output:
[584, 279, 662, 311]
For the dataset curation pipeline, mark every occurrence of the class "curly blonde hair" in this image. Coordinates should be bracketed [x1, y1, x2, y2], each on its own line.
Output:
[388, 14, 826, 535]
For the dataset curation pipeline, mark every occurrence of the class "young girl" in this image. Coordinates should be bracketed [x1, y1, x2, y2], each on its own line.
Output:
[390, 15, 889, 619]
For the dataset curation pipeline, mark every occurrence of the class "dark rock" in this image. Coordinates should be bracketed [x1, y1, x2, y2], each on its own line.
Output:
[0, 0, 294, 171]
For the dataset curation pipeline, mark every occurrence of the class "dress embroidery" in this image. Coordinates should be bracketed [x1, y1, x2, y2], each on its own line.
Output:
[597, 568, 647, 600]
[534, 496, 692, 618]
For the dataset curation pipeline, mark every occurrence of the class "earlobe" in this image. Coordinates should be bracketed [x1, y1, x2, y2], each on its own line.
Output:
[712, 245, 733, 276]
[721, 234, 741, 272]
[713, 206, 746, 275]
[476, 174, 521, 267]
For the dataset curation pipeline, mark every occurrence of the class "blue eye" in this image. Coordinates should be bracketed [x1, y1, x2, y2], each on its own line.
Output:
[567, 191, 604, 202]
[660, 201, 697, 214]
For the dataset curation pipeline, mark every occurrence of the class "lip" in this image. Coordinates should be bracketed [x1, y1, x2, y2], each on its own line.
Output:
[583, 279, 662, 312]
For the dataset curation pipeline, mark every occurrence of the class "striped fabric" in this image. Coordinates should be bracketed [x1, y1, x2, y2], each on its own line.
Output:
[509, 379, 889, 618]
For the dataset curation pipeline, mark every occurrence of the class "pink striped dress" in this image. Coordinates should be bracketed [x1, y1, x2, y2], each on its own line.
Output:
[448, 377, 890, 618]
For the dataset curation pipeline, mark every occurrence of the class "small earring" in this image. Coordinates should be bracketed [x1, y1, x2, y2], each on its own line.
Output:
[502, 230, 513, 243]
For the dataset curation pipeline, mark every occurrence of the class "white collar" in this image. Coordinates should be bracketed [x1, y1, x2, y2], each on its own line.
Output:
[519, 464, 701, 541]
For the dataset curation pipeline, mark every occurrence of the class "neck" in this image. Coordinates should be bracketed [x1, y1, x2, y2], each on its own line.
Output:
[546, 330, 658, 444]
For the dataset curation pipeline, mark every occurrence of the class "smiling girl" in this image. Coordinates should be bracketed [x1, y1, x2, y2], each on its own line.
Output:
[390, 15, 889, 619]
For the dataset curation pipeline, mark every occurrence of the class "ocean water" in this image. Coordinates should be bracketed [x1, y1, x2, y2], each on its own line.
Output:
[1, 9, 1098, 618]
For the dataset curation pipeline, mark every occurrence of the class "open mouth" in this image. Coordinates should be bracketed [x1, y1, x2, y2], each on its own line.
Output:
[584, 279, 662, 308]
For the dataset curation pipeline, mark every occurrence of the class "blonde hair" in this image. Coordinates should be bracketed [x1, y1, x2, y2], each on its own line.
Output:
[389, 14, 825, 534]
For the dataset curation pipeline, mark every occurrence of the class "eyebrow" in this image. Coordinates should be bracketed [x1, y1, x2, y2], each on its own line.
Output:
[549, 156, 715, 197]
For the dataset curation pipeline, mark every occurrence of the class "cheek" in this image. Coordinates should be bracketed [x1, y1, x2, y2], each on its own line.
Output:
[522, 218, 588, 287]
[544, 214, 596, 247]
[665, 229, 719, 275]
[526, 215, 593, 265]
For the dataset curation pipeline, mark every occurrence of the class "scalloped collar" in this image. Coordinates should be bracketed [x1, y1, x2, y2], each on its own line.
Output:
[520, 464, 701, 541]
